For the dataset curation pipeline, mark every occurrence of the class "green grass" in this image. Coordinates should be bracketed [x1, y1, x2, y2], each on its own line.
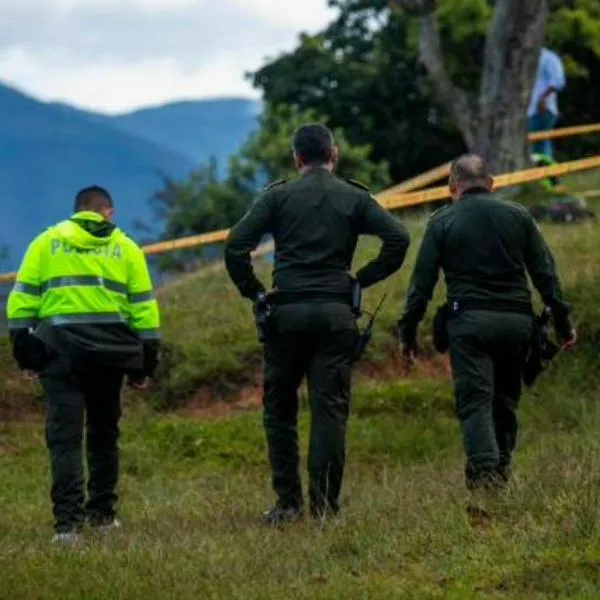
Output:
[1, 169, 600, 598]
[2, 353, 600, 599]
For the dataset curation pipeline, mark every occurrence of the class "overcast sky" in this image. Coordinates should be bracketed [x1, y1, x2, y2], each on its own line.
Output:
[0, 0, 334, 114]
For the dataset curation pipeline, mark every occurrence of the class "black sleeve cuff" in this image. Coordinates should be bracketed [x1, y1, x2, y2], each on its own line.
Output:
[142, 339, 160, 378]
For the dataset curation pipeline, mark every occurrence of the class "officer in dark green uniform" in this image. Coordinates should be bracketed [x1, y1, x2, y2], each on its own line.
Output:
[398, 154, 575, 492]
[225, 124, 410, 524]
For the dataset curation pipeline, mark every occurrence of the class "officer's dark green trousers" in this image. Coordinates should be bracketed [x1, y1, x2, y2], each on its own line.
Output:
[262, 302, 358, 516]
[40, 354, 124, 533]
[447, 310, 533, 489]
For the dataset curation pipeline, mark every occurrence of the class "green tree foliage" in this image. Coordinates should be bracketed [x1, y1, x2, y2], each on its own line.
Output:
[547, 0, 600, 160]
[251, 0, 466, 182]
[250, 0, 600, 177]
[149, 104, 390, 272]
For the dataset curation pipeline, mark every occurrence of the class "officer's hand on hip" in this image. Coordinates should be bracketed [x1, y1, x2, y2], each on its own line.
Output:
[23, 370, 38, 382]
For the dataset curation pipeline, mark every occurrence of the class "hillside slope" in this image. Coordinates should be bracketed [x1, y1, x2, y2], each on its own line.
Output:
[1, 173, 600, 598]
[1, 178, 600, 597]
[109, 98, 260, 171]
[1, 170, 598, 414]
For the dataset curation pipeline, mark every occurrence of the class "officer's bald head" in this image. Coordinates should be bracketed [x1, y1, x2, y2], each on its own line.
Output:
[74, 186, 115, 221]
[292, 124, 338, 173]
[449, 154, 494, 200]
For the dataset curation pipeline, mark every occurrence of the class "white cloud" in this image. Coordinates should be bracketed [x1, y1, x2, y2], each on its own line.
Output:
[230, 0, 334, 29]
[0, 49, 262, 114]
[0, 0, 335, 112]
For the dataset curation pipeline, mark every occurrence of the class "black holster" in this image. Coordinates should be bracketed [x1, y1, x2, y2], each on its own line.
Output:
[254, 293, 277, 343]
[523, 308, 559, 387]
[351, 279, 362, 317]
[432, 304, 451, 353]
[352, 329, 372, 364]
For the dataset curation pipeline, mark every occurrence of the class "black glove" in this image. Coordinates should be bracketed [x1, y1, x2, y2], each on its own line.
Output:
[127, 339, 160, 385]
[552, 311, 575, 345]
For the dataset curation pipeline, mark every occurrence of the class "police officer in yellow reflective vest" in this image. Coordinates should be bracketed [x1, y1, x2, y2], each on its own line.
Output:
[7, 186, 161, 544]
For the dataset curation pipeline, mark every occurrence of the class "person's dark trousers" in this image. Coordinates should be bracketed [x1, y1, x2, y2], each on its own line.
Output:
[39, 354, 124, 533]
[529, 111, 558, 158]
[262, 302, 357, 517]
[447, 310, 532, 490]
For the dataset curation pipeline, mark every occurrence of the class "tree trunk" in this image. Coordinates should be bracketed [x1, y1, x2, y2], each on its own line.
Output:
[475, 0, 548, 173]
[389, 0, 549, 174]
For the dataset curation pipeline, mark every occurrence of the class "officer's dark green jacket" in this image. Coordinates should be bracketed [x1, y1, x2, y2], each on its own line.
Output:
[398, 189, 571, 339]
[7, 211, 161, 376]
[225, 168, 410, 300]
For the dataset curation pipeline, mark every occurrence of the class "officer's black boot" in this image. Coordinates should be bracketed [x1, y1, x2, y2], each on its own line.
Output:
[261, 502, 304, 527]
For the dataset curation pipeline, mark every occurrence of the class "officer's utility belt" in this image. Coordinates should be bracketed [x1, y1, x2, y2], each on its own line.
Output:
[447, 299, 533, 315]
[433, 299, 533, 353]
[270, 290, 352, 306]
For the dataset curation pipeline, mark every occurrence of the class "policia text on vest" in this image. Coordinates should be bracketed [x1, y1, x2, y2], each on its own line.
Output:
[6, 186, 161, 543]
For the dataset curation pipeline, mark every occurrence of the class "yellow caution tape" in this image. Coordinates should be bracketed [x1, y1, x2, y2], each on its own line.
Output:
[381, 124, 600, 195]
[382, 155, 600, 210]
[529, 123, 600, 142]
[1, 144, 599, 285]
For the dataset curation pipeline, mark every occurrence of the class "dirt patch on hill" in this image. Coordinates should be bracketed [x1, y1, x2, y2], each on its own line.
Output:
[177, 384, 264, 420]
[0, 351, 451, 423]
[177, 353, 451, 421]
[0, 373, 44, 422]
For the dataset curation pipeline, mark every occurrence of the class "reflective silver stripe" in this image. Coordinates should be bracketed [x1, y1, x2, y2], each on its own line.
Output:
[137, 328, 161, 340]
[43, 313, 127, 326]
[128, 291, 154, 304]
[40, 276, 128, 295]
[13, 282, 42, 296]
[8, 318, 39, 330]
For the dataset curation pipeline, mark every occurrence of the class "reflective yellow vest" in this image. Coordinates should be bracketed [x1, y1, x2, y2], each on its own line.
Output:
[7, 211, 160, 339]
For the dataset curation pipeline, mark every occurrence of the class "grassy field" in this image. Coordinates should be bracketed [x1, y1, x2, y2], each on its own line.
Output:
[0, 171, 600, 598]
[2, 353, 600, 599]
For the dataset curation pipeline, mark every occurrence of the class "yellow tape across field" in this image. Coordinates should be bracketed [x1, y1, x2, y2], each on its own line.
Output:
[378, 123, 600, 194]
[1, 120, 599, 285]
[1, 154, 598, 285]
[381, 155, 600, 210]
[529, 123, 600, 142]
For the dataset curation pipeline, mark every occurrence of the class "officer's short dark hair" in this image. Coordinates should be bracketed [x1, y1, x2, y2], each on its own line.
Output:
[74, 186, 113, 212]
[292, 124, 335, 165]
[450, 154, 490, 185]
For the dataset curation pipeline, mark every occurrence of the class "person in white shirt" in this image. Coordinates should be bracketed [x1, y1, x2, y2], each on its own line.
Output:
[528, 47, 566, 159]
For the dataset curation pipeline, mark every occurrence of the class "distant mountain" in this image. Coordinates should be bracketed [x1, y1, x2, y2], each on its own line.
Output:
[0, 83, 259, 270]
[109, 98, 261, 169]
[51, 97, 261, 171]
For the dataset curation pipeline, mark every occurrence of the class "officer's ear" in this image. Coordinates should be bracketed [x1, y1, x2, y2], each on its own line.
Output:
[449, 177, 460, 202]
[331, 145, 339, 163]
[330, 145, 339, 168]
[102, 206, 115, 222]
[293, 151, 303, 171]
[486, 176, 495, 193]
